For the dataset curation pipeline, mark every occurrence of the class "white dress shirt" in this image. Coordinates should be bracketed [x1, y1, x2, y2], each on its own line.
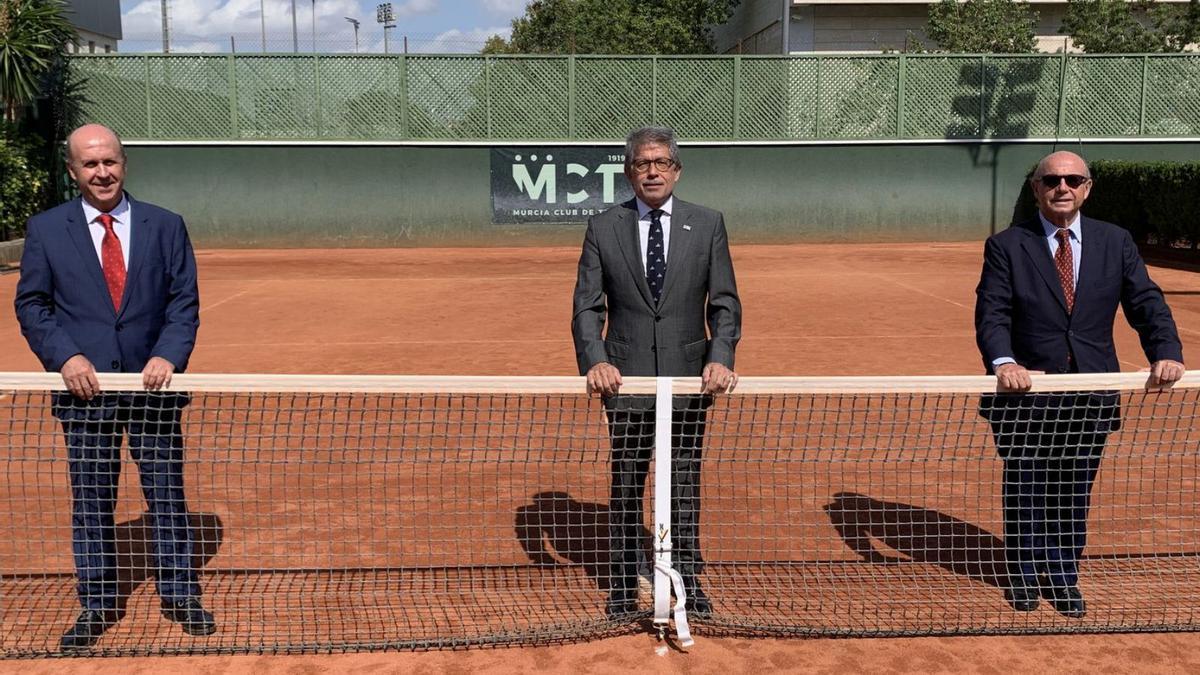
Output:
[635, 196, 673, 273]
[81, 194, 131, 271]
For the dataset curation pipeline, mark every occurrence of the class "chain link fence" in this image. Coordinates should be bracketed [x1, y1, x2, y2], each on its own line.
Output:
[70, 53, 1200, 141]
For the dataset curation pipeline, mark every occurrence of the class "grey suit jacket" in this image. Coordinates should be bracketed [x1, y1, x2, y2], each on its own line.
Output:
[571, 197, 741, 378]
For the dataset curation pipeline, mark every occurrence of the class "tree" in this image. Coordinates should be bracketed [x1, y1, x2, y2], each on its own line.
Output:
[0, 0, 76, 122]
[1061, 0, 1200, 53]
[482, 0, 740, 55]
[925, 0, 1039, 53]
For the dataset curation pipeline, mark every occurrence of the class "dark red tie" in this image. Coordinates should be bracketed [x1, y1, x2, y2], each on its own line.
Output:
[98, 213, 126, 310]
[1055, 228, 1074, 314]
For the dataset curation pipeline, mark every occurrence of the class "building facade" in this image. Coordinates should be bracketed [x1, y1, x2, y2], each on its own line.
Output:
[711, 0, 1189, 54]
[63, 0, 122, 54]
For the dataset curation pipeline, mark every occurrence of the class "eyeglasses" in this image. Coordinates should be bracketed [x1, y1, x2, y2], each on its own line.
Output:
[630, 158, 678, 174]
[1037, 174, 1090, 189]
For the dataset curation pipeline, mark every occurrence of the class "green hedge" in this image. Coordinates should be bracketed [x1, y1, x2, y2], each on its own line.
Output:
[0, 129, 49, 241]
[1012, 161, 1200, 246]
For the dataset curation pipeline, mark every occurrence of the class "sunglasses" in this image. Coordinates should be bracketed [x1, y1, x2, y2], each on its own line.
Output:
[1037, 174, 1090, 189]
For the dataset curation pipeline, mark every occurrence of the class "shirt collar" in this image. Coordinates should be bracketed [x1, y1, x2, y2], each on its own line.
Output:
[1038, 211, 1082, 242]
[81, 193, 130, 226]
[636, 196, 674, 220]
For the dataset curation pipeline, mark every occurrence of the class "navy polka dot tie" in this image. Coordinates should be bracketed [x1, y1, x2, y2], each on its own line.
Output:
[646, 209, 666, 303]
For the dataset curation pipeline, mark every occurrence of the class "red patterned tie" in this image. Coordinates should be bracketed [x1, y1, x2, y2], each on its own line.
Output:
[1055, 228, 1074, 314]
[98, 213, 126, 310]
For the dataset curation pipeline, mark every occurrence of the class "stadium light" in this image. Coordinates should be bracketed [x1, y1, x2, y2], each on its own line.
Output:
[345, 17, 360, 53]
[376, 3, 396, 55]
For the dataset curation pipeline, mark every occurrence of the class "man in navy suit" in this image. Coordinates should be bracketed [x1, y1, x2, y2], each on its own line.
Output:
[15, 124, 215, 650]
[975, 150, 1184, 618]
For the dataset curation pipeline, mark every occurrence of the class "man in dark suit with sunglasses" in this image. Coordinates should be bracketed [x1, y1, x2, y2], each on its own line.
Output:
[975, 150, 1183, 618]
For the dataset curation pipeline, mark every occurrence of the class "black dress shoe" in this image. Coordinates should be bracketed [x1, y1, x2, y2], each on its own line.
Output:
[60, 609, 117, 651]
[1043, 585, 1087, 618]
[162, 598, 217, 635]
[687, 584, 713, 616]
[605, 597, 639, 620]
[1003, 585, 1040, 612]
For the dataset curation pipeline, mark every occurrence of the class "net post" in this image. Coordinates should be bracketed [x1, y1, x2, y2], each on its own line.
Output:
[652, 376, 693, 647]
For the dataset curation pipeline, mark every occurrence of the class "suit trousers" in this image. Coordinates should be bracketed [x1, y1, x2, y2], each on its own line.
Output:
[62, 403, 199, 610]
[605, 396, 707, 603]
[995, 423, 1107, 591]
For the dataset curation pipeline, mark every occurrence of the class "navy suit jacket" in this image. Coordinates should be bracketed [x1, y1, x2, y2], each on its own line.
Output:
[975, 216, 1182, 438]
[14, 195, 200, 416]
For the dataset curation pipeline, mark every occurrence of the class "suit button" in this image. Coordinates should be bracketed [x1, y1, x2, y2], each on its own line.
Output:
[1068, 330, 1074, 337]
[115, 323, 123, 332]
[110, 360, 120, 369]
[651, 346, 657, 352]
[655, 316, 662, 323]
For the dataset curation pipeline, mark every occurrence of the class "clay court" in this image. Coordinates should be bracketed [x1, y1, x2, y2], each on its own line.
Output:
[2, 242, 1200, 673]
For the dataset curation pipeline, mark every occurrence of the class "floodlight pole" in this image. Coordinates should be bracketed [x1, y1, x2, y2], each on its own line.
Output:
[311, 0, 317, 52]
[260, 0, 267, 52]
[160, 0, 170, 53]
[291, 0, 299, 53]
[345, 18, 360, 53]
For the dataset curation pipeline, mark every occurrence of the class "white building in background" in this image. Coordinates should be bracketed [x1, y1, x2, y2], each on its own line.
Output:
[712, 0, 1192, 54]
[63, 0, 123, 54]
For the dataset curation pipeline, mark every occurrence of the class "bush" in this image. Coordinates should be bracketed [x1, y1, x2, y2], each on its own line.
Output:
[0, 127, 47, 240]
[1010, 160, 1200, 247]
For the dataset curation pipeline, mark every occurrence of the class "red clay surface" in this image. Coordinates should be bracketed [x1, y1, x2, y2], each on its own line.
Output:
[2, 242, 1200, 673]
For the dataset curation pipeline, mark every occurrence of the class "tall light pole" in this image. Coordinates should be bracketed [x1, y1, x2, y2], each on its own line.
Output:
[345, 17, 360, 53]
[311, 1, 317, 52]
[260, 0, 267, 53]
[291, 0, 299, 53]
[160, 0, 170, 53]
[376, 3, 395, 55]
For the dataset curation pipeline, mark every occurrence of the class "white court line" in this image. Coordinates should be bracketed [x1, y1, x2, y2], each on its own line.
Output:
[858, 270, 974, 310]
[199, 285, 264, 313]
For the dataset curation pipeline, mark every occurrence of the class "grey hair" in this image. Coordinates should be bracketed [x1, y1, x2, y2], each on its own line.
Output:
[624, 126, 681, 170]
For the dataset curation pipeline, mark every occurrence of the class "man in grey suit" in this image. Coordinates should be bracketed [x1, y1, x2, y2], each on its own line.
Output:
[571, 126, 742, 619]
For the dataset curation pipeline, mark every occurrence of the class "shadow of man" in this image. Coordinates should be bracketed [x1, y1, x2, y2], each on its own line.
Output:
[515, 491, 651, 593]
[112, 512, 224, 618]
[824, 491, 1005, 587]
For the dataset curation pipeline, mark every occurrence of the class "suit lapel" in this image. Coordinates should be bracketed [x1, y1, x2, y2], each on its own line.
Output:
[65, 199, 117, 317]
[1074, 217, 1102, 310]
[614, 200, 656, 308]
[658, 199, 694, 307]
[1017, 220, 1069, 314]
[119, 196, 149, 318]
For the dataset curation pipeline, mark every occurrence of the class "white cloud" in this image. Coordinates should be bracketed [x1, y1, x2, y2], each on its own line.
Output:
[480, 0, 526, 14]
[421, 26, 509, 53]
[122, 1, 436, 45]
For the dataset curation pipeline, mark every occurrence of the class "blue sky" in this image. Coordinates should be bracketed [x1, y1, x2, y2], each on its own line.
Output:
[118, 0, 528, 53]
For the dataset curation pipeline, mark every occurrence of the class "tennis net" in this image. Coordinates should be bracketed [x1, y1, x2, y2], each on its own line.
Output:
[1, 372, 1198, 656]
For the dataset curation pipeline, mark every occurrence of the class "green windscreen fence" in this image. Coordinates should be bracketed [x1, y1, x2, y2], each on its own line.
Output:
[71, 54, 1200, 142]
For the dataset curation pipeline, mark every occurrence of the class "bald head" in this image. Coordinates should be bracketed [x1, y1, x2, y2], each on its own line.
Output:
[66, 124, 125, 165]
[1034, 151, 1090, 180]
[65, 124, 127, 212]
[1031, 151, 1093, 228]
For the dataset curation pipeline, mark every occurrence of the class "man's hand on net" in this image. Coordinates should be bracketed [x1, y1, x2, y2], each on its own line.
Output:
[995, 363, 1033, 392]
[586, 362, 623, 397]
[1147, 359, 1185, 389]
[60, 354, 99, 400]
[142, 357, 176, 391]
[702, 362, 738, 395]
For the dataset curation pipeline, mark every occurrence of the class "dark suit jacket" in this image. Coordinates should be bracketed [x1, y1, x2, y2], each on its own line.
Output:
[571, 197, 741, 381]
[975, 216, 1182, 444]
[14, 194, 200, 418]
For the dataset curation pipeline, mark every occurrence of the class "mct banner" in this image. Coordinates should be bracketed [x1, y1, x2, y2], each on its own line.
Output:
[490, 148, 635, 224]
